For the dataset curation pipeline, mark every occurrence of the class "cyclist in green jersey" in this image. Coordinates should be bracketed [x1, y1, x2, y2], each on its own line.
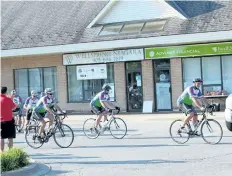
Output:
[90, 85, 119, 131]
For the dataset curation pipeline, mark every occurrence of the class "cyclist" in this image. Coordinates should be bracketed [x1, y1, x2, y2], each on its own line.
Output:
[177, 78, 210, 130]
[11, 90, 23, 127]
[90, 85, 119, 132]
[33, 88, 63, 141]
[23, 90, 39, 129]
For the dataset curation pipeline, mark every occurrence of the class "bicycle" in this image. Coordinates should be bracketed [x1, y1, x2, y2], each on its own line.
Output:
[169, 106, 223, 145]
[83, 108, 127, 139]
[13, 110, 25, 133]
[25, 111, 74, 149]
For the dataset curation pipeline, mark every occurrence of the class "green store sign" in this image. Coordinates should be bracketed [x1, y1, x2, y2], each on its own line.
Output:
[145, 42, 232, 59]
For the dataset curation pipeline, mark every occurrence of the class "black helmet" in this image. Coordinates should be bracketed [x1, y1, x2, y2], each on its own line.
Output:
[193, 78, 202, 83]
[102, 85, 111, 91]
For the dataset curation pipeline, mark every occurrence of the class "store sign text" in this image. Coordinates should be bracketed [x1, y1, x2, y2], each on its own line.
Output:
[63, 49, 143, 65]
[145, 42, 232, 59]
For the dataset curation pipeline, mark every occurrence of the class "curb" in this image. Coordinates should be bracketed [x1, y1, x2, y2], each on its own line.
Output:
[1, 159, 51, 176]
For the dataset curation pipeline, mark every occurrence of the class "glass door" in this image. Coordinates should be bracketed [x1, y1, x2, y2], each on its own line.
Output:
[154, 60, 172, 111]
[126, 62, 143, 112]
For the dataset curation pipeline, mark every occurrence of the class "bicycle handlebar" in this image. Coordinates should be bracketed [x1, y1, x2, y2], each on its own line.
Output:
[108, 108, 120, 115]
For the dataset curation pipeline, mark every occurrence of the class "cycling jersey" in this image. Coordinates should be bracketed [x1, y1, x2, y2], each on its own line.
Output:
[24, 96, 39, 109]
[90, 91, 110, 107]
[177, 86, 202, 105]
[34, 96, 55, 113]
[12, 96, 23, 108]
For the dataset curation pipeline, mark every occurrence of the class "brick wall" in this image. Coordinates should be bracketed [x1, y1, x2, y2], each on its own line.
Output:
[114, 62, 127, 111]
[170, 58, 183, 110]
[142, 60, 154, 110]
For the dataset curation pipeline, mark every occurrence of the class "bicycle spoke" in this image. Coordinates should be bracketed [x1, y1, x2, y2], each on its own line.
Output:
[201, 119, 223, 144]
[109, 118, 127, 139]
[25, 126, 43, 149]
[83, 118, 100, 139]
[53, 124, 74, 148]
[169, 119, 190, 144]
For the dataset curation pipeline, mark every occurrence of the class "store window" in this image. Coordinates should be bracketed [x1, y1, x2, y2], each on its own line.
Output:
[183, 55, 232, 96]
[14, 67, 57, 102]
[202, 56, 222, 95]
[67, 63, 115, 102]
[222, 55, 232, 94]
[183, 58, 201, 89]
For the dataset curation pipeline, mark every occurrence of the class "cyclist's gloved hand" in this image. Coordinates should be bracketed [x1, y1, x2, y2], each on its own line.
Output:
[200, 107, 205, 111]
[115, 106, 120, 110]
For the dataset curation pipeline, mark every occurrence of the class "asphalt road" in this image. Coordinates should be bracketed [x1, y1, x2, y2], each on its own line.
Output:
[13, 113, 232, 176]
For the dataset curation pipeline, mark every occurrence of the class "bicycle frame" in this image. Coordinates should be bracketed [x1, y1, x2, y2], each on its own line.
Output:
[186, 107, 214, 133]
[99, 109, 120, 132]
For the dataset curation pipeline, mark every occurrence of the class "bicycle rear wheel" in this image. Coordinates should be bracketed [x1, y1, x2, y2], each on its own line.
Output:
[109, 117, 127, 139]
[25, 125, 43, 149]
[169, 119, 190, 144]
[83, 118, 100, 139]
[53, 124, 74, 148]
[201, 119, 223, 144]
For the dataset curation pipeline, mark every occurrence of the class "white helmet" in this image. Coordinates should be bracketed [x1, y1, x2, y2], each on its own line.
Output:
[31, 90, 37, 96]
[11, 90, 16, 95]
[44, 88, 53, 94]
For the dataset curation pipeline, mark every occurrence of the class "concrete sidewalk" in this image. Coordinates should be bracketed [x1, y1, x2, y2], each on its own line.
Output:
[63, 111, 225, 122]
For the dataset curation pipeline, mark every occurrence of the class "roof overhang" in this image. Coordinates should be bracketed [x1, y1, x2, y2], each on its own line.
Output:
[1, 30, 232, 58]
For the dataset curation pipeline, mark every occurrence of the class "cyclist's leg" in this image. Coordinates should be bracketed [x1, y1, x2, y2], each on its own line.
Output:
[100, 107, 108, 122]
[181, 104, 195, 128]
[34, 111, 46, 137]
[191, 107, 198, 127]
[45, 112, 53, 130]
[18, 108, 23, 125]
[25, 109, 32, 127]
[91, 105, 103, 128]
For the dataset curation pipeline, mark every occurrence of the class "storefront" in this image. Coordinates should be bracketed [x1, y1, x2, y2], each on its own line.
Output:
[145, 42, 232, 110]
[63, 48, 144, 112]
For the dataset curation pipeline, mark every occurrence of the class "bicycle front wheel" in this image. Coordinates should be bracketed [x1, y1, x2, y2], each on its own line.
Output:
[53, 124, 74, 148]
[169, 119, 190, 144]
[109, 118, 127, 139]
[201, 119, 223, 144]
[83, 118, 100, 139]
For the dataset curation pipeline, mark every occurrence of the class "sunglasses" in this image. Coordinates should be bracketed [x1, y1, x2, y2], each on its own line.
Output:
[48, 93, 53, 95]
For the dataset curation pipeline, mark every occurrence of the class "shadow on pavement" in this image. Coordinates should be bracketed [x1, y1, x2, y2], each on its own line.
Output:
[62, 144, 188, 149]
[30, 153, 100, 160]
[45, 170, 72, 176]
[60, 159, 185, 165]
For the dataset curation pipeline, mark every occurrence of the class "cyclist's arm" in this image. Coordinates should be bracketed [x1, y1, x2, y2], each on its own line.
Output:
[43, 98, 54, 114]
[53, 103, 63, 113]
[24, 98, 30, 110]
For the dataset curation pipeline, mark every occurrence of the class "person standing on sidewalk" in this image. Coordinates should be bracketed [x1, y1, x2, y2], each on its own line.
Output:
[0, 87, 17, 152]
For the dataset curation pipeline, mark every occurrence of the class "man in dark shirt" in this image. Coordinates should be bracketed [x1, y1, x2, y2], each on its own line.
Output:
[0, 86, 16, 152]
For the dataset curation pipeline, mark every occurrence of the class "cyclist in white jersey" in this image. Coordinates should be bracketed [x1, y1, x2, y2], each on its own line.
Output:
[177, 78, 211, 130]
[11, 90, 23, 127]
[33, 88, 63, 140]
[24, 90, 39, 128]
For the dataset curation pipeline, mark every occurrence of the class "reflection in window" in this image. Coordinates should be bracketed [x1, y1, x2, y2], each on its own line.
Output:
[222, 55, 232, 94]
[142, 20, 166, 32]
[67, 64, 115, 102]
[14, 69, 29, 102]
[99, 25, 122, 35]
[120, 23, 144, 34]
[14, 67, 57, 102]
[182, 58, 201, 89]
[202, 56, 221, 85]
